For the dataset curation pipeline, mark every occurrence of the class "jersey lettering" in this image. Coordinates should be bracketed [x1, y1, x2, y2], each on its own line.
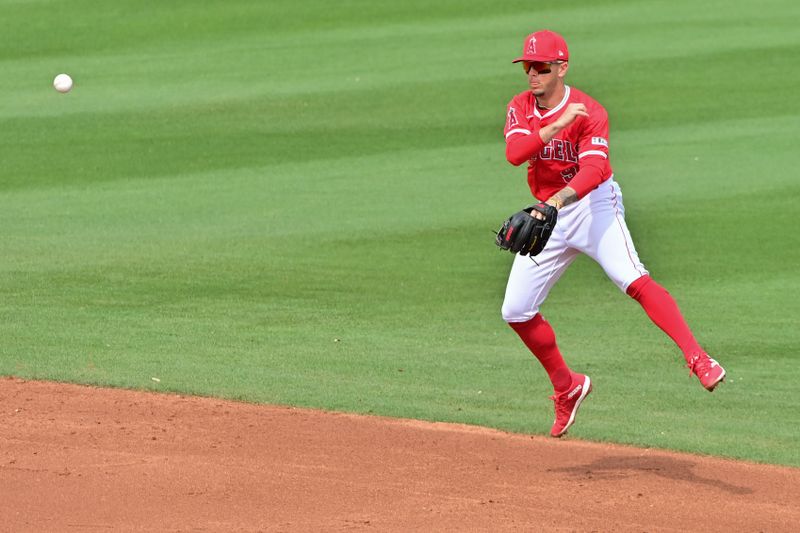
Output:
[539, 139, 578, 163]
[553, 140, 564, 160]
[565, 141, 578, 162]
[560, 166, 578, 183]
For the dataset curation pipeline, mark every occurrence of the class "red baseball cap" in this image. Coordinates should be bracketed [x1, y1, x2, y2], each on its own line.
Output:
[512, 30, 569, 63]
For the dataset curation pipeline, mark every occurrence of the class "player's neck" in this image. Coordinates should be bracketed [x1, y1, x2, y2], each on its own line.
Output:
[535, 85, 566, 111]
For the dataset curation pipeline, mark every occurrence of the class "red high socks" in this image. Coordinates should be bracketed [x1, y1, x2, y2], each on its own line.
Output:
[509, 314, 573, 393]
[627, 275, 703, 361]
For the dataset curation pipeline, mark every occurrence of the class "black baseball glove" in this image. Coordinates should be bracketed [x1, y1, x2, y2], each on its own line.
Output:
[495, 202, 558, 256]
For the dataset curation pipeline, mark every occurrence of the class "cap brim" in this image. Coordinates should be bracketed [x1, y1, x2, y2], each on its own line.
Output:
[512, 55, 566, 63]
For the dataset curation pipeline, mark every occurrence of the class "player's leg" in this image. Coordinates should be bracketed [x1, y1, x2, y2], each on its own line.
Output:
[501, 215, 592, 438]
[501, 238, 579, 393]
[627, 275, 702, 355]
[574, 179, 725, 390]
[626, 275, 725, 390]
[568, 179, 647, 289]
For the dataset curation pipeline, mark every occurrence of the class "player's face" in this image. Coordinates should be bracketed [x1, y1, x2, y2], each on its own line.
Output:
[524, 61, 567, 97]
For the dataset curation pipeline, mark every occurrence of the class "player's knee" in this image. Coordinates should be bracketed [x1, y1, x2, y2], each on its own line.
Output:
[501, 301, 538, 323]
[625, 274, 652, 299]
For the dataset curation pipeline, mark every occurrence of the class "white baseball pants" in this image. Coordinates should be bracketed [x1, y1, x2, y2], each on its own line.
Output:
[502, 178, 649, 323]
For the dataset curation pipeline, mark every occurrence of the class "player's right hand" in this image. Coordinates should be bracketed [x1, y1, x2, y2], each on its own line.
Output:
[553, 103, 589, 128]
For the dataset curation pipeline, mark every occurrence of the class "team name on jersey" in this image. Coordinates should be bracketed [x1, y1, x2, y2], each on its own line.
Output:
[539, 138, 578, 163]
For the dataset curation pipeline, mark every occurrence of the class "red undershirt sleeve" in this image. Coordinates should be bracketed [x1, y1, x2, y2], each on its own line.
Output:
[568, 156, 607, 199]
[504, 97, 542, 166]
[506, 133, 545, 166]
[570, 104, 612, 198]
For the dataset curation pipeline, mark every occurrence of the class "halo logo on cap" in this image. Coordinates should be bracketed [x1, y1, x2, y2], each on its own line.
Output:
[526, 36, 537, 55]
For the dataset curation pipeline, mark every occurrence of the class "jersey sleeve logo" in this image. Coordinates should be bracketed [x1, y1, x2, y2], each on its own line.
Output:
[507, 107, 520, 129]
[591, 136, 608, 147]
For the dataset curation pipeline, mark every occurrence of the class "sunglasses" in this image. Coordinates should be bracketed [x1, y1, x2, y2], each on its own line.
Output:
[522, 61, 563, 74]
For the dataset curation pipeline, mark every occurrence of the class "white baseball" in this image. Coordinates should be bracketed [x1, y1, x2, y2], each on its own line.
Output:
[53, 73, 73, 93]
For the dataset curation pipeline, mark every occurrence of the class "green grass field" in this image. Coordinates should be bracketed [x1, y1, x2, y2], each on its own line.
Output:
[2, 0, 798, 466]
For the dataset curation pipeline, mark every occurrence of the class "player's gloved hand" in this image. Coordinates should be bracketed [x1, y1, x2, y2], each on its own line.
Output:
[495, 202, 558, 256]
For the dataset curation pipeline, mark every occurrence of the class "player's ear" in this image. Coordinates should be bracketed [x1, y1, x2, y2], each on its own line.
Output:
[558, 62, 569, 79]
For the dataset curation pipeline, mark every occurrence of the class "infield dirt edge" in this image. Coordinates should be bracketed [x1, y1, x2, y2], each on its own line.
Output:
[2, 377, 798, 531]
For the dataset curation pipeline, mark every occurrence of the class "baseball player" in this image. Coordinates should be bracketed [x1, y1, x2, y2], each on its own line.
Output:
[500, 30, 726, 438]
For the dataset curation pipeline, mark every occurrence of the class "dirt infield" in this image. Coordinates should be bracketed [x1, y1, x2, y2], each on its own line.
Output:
[1, 378, 798, 531]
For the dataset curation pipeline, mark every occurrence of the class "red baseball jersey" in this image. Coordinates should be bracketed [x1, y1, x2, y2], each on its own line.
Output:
[504, 86, 612, 200]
